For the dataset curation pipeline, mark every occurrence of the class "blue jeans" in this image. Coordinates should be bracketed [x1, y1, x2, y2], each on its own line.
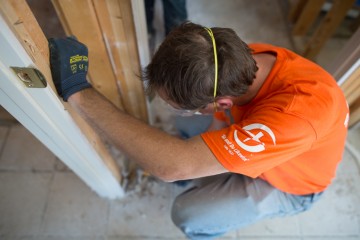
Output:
[171, 173, 323, 239]
[171, 116, 323, 239]
[145, 0, 187, 35]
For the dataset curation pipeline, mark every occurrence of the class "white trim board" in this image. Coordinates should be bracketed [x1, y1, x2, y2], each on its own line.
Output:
[338, 59, 360, 86]
[338, 58, 360, 86]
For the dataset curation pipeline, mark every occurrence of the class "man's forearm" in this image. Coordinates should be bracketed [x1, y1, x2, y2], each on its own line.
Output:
[68, 88, 184, 180]
[68, 88, 226, 181]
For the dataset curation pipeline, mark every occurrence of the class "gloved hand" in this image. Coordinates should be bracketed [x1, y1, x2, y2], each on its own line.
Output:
[48, 36, 92, 101]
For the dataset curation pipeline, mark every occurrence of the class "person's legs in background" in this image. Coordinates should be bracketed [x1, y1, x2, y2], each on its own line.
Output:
[144, 0, 156, 54]
[145, 0, 156, 36]
[162, 0, 188, 35]
[144, 0, 187, 54]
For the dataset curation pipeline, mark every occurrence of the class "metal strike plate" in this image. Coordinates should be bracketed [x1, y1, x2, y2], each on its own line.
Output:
[10, 67, 47, 88]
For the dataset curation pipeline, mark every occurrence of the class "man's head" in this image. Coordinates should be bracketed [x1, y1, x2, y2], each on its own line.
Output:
[144, 22, 258, 112]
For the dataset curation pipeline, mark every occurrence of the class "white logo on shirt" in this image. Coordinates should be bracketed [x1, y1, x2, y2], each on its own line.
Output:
[234, 123, 276, 153]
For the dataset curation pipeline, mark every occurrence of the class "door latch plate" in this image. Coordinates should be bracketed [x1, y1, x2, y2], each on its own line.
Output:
[10, 67, 47, 88]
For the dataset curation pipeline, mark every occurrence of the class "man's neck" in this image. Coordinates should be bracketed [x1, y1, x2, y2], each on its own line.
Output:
[233, 53, 276, 106]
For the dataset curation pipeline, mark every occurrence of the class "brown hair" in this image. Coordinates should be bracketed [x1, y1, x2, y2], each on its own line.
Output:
[144, 22, 258, 109]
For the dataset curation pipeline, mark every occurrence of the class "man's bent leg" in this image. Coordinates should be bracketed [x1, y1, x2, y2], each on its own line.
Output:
[171, 173, 322, 240]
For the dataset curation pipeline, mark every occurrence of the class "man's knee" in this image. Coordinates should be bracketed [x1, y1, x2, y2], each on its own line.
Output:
[171, 193, 190, 229]
[171, 189, 207, 233]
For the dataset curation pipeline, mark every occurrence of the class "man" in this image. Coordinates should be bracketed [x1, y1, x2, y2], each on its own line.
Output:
[49, 22, 348, 239]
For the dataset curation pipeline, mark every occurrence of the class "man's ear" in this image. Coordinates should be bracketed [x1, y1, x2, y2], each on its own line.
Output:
[216, 97, 233, 111]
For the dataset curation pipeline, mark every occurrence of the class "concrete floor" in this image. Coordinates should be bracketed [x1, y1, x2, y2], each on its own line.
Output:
[1, 0, 360, 239]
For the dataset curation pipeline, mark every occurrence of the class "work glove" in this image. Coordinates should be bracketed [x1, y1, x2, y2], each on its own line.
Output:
[48, 36, 92, 101]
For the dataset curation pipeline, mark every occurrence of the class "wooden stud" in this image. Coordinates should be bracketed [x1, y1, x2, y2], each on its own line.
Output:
[51, 0, 124, 110]
[91, 0, 149, 176]
[116, 0, 148, 122]
[92, 0, 148, 121]
[288, 0, 308, 23]
[291, 0, 325, 36]
[303, 0, 356, 60]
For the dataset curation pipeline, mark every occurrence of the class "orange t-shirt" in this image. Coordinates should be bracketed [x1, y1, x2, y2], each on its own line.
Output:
[201, 43, 349, 195]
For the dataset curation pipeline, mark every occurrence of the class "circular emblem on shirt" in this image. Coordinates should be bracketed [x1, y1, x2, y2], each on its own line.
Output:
[234, 123, 276, 153]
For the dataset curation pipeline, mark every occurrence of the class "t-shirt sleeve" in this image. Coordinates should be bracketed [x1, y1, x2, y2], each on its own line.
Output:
[201, 110, 316, 178]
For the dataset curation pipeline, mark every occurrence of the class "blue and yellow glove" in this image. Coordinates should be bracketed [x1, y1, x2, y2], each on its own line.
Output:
[48, 37, 92, 101]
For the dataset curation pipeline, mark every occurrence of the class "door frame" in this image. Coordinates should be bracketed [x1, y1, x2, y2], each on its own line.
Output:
[0, 2, 126, 199]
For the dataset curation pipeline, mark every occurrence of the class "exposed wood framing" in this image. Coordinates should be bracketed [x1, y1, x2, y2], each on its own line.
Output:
[0, 0, 123, 198]
[289, 0, 357, 60]
[288, 0, 307, 23]
[51, 0, 124, 110]
[291, 0, 325, 36]
[51, 0, 148, 121]
[302, 0, 356, 60]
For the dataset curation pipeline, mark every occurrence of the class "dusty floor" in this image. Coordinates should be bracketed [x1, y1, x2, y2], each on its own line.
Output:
[1, 0, 360, 239]
[0, 123, 360, 240]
